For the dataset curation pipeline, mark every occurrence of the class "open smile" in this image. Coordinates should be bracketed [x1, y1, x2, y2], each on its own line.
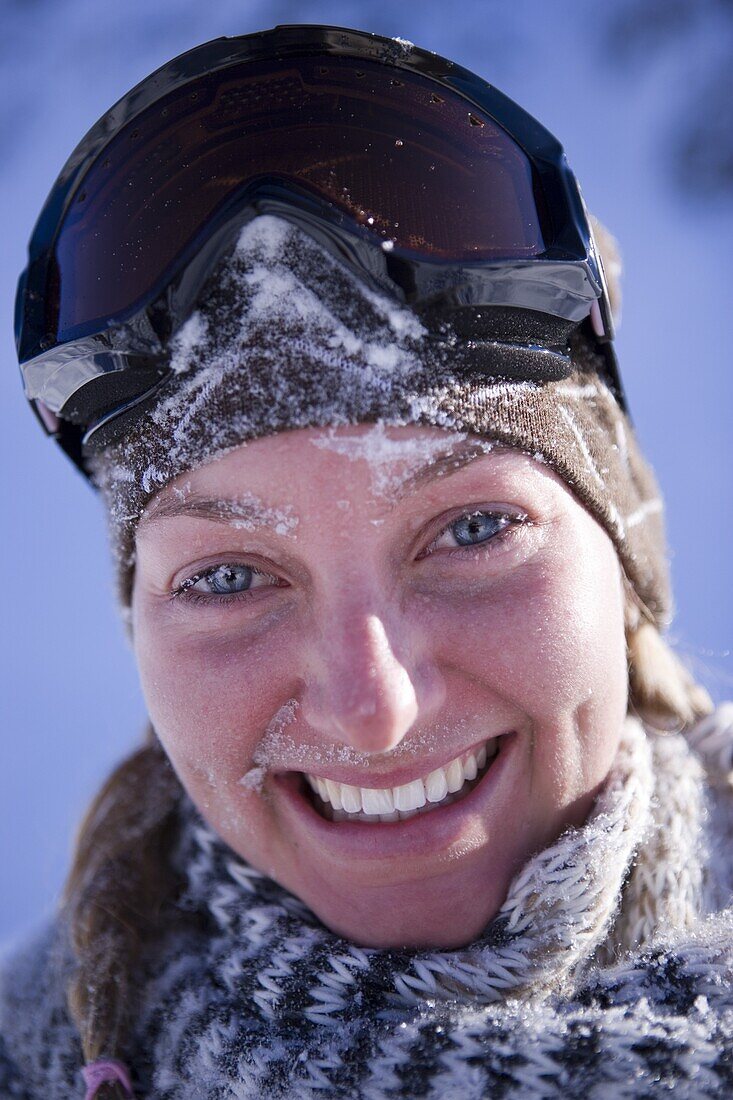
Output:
[302, 737, 500, 822]
[274, 731, 518, 861]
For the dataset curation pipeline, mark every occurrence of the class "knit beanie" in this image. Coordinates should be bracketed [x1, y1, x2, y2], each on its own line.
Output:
[87, 214, 672, 628]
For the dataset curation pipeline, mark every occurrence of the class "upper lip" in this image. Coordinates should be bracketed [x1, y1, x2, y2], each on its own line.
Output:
[273, 732, 509, 789]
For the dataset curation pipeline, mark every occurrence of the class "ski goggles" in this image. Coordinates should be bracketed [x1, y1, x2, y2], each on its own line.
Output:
[15, 23, 622, 476]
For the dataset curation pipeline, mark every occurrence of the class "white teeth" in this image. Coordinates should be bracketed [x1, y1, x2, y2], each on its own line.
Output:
[361, 786, 395, 815]
[324, 778, 344, 810]
[304, 736, 500, 822]
[425, 767, 448, 803]
[393, 778, 426, 812]
[464, 753, 478, 782]
[340, 784, 362, 814]
[445, 757, 464, 793]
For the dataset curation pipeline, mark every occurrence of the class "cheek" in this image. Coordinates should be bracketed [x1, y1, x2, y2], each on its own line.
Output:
[417, 530, 627, 812]
[420, 537, 627, 722]
[133, 606, 299, 782]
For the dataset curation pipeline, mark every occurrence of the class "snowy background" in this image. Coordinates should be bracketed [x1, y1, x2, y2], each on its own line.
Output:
[1, 0, 731, 946]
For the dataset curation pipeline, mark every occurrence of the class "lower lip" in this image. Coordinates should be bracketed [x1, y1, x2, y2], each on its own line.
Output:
[273, 732, 518, 861]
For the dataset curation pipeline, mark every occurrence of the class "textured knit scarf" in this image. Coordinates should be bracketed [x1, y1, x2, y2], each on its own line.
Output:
[119, 708, 733, 1098]
[2, 708, 733, 1098]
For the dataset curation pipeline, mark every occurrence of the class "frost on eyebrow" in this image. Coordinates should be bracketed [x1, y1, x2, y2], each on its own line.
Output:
[215, 490, 299, 537]
[308, 422, 489, 498]
[143, 482, 299, 537]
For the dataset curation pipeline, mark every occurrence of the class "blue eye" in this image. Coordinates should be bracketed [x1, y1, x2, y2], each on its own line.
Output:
[450, 511, 510, 546]
[197, 564, 254, 594]
[173, 561, 282, 606]
[426, 508, 525, 557]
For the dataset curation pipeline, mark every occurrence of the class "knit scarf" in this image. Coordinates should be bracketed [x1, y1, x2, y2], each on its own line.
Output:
[3, 710, 733, 1098]
[119, 708, 733, 1098]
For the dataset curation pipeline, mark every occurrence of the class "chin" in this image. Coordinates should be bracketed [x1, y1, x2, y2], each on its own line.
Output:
[292, 870, 508, 950]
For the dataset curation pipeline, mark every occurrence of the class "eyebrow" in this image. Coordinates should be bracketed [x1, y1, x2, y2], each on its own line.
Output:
[139, 440, 500, 529]
[139, 494, 290, 531]
[392, 439, 500, 498]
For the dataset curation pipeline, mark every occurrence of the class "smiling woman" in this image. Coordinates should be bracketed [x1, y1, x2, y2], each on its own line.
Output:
[131, 432, 629, 950]
[3, 23, 733, 1100]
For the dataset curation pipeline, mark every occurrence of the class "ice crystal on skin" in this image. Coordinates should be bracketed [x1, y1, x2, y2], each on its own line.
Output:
[309, 422, 477, 498]
[238, 699, 302, 792]
[268, 698, 300, 737]
[238, 766, 267, 793]
[229, 492, 299, 538]
[239, 711, 491, 788]
[194, 488, 299, 537]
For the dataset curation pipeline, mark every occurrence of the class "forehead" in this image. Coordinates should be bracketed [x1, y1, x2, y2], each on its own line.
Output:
[142, 423, 563, 517]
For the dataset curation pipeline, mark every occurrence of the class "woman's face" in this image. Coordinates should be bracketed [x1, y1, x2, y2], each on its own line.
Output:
[132, 424, 628, 948]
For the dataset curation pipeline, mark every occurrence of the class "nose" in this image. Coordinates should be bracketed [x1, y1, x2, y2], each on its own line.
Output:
[300, 608, 444, 754]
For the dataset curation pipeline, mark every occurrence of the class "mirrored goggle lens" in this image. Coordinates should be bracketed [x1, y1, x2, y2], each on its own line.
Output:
[46, 54, 551, 346]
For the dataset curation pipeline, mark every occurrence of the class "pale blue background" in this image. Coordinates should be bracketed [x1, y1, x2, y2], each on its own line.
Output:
[1, 0, 731, 946]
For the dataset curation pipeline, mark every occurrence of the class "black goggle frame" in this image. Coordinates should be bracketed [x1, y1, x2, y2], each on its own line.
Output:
[15, 24, 622, 477]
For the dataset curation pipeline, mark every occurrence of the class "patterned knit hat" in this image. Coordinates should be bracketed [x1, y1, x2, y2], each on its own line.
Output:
[88, 214, 671, 627]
